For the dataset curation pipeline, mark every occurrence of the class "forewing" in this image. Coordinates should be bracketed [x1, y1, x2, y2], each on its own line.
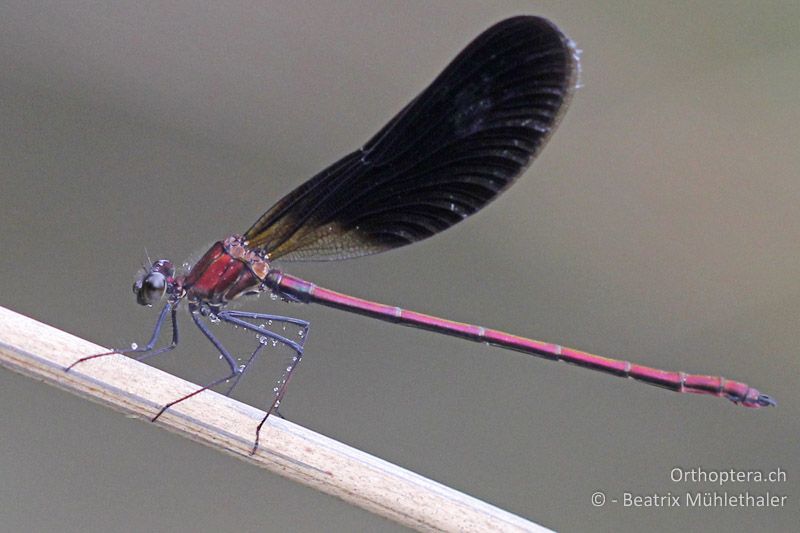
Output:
[244, 16, 578, 261]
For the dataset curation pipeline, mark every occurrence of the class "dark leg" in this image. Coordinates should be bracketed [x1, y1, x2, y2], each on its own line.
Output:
[219, 343, 267, 398]
[217, 310, 309, 397]
[216, 310, 309, 454]
[66, 304, 179, 371]
[150, 305, 242, 422]
[133, 305, 180, 362]
[219, 310, 309, 329]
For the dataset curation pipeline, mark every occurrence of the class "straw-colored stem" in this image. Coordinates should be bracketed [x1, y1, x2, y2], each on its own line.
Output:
[0, 306, 548, 533]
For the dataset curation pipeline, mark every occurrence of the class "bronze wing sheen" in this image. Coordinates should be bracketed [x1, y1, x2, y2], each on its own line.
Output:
[243, 16, 577, 262]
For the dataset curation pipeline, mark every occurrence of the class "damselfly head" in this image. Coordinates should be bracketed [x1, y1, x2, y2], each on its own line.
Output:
[133, 259, 175, 306]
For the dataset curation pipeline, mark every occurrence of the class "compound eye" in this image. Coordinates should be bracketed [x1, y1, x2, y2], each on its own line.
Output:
[134, 272, 167, 306]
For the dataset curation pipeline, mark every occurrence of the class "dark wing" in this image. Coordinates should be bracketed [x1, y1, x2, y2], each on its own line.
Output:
[244, 16, 578, 261]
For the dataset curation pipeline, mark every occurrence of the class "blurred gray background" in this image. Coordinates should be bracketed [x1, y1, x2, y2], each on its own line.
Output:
[1, 1, 798, 532]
